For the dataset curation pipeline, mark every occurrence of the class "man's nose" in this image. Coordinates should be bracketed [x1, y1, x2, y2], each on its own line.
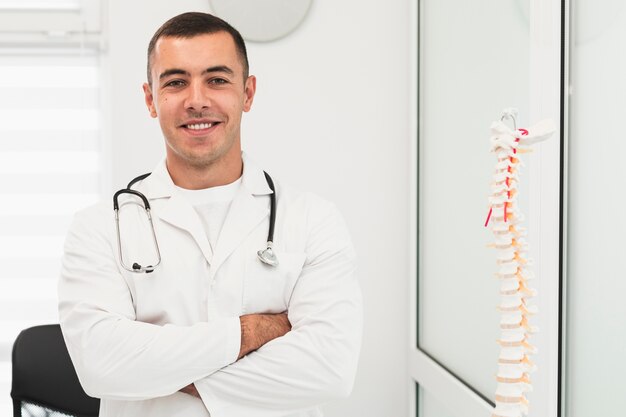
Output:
[184, 81, 210, 111]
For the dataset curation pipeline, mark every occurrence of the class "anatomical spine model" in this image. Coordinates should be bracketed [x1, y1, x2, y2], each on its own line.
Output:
[486, 113, 554, 417]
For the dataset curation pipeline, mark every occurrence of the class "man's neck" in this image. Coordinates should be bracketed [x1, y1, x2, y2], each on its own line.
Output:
[166, 155, 243, 190]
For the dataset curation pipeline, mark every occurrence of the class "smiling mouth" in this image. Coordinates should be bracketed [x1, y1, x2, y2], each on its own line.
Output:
[184, 122, 220, 130]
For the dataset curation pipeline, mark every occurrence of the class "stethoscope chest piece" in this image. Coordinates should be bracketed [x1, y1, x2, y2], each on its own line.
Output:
[257, 242, 279, 267]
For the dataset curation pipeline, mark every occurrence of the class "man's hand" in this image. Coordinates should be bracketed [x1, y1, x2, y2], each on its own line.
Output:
[178, 313, 291, 397]
[239, 313, 291, 359]
[180, 383, 200, 398]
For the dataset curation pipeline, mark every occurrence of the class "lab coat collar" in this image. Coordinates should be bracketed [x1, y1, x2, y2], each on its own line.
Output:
[241, 152, 273, 196]
[137, 152, 273, 199]
[134, 152, 272, 269]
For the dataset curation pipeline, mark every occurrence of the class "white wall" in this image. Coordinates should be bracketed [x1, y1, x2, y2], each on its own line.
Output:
[105, 1, 411, 416]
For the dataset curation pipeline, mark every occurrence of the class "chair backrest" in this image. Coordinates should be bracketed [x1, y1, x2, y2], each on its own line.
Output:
[11, 324, 100, 417]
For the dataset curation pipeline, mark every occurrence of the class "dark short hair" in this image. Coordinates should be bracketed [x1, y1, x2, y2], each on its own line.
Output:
[146, 12, 249, 85]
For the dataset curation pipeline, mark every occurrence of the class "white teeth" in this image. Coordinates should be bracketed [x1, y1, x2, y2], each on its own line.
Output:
[187, 123, 213, 130]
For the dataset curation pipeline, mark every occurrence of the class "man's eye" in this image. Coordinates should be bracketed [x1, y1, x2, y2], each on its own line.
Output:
[164, 80, 185, 87]
[210, 78, 228, 85]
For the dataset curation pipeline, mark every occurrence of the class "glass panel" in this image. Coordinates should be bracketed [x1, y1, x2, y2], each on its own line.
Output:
[418, 0, 530, 400]
[566, 1, 626, 416]
[417, 385, 457, 417]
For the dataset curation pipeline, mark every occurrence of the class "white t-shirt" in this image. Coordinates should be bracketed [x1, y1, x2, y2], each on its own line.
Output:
[175, 177, 242, 253]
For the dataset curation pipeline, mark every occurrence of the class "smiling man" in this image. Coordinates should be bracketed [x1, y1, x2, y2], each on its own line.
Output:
[143, 28, 254, 189]
[58, 12, 362, 417]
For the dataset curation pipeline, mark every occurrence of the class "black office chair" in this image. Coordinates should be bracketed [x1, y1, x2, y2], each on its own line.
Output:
[11, 324, 100, 417]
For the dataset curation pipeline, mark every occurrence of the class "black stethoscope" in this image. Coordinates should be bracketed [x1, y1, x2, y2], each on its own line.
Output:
[113, 171, 279, 273]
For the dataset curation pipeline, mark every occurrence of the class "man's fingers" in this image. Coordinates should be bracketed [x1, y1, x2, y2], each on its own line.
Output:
[238, 313, 293, 359]
[180, 384, 201, 398]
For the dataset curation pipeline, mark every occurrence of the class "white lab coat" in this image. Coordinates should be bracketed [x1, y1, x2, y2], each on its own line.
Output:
[58, 153, 363, 417]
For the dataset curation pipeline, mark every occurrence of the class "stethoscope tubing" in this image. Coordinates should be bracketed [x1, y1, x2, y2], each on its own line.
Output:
[263, 171, 276, 245]
[113, 171, 278, 273]
[113, 189, 161, 273]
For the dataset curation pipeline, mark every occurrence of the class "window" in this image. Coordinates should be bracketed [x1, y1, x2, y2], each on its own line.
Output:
[0, 1, 103, 414]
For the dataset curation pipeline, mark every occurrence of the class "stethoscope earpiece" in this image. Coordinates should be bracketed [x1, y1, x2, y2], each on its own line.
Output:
[132, 262, 155, 273]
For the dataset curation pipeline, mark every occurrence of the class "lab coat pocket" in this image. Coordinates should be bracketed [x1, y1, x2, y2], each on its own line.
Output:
[242, 252, 306, 314]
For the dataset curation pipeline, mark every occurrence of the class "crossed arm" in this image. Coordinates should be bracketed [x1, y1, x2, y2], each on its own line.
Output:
[180, 313, 292, 397]
[59, 201, 362, 414]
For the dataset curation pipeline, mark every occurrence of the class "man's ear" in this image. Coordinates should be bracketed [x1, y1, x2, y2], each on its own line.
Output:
[143, 83, 158, 118]
[243, 75, 257, 112]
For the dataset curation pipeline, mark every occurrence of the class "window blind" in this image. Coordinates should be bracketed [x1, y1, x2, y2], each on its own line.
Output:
[0, 0, 101, 49]
[0, 51, 102, 415]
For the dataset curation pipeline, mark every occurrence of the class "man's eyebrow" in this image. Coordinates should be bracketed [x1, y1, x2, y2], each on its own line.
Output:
[158, 66, 234, 81]
[159, 68, 189, 80]
[203, 65, 234, 75]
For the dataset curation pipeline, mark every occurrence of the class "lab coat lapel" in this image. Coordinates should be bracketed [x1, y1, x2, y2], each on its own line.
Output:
[210, 154, 272, 275]
[157, 193, 214, 264]
[137, 161, 213, 264]
[210, 189, 268, 274]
